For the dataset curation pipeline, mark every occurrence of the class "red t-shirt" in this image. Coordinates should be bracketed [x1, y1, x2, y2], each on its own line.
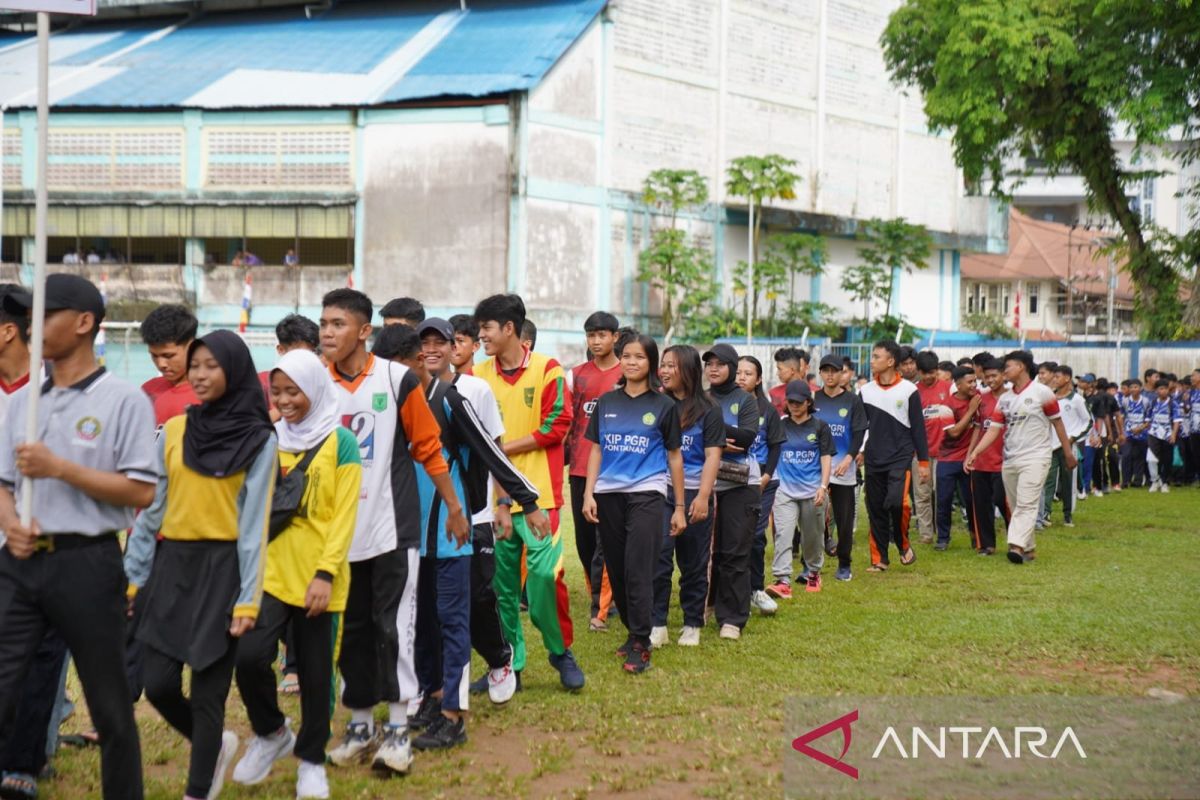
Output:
[567, 360, 621, 477]
[939, 392, 976, 462]
[916, 379, 953, 458]
[257, 371, 276, 410]
[973, 391, 1005, 472]
[142, 376, 199, 427]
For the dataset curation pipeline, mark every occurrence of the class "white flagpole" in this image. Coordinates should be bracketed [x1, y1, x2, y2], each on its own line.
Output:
[20, 12, 50, 526]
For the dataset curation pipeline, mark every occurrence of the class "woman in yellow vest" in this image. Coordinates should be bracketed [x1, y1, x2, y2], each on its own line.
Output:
[230, 349, 361, 800]
[125, 330, 277, 800]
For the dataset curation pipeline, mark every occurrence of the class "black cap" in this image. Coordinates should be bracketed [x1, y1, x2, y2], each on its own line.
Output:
[701, 343, 739, 367]
[785, 379, 812, 402]
[818, 354, 842, 371]
[416, 317, 454, 341]
[2, 274, 105, 322]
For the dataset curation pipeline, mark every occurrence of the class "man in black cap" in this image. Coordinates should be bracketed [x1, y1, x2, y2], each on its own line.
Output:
[0, 274, 155, 799]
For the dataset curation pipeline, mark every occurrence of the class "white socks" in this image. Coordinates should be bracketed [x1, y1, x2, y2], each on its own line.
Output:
[388, 702, 407, 726]
[350, 708, 373, 733]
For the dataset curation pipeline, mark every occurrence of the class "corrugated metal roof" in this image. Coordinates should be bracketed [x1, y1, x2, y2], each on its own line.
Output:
[0, 0, 604, 109]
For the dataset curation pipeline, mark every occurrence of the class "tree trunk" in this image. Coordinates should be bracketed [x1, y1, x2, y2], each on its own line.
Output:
[1070, 110, 1180, 339]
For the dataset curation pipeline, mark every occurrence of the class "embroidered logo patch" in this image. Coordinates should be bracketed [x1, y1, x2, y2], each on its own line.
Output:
[642, 412, 656, 426]
[839, 408, 849, 417]
[76, 416, 101, 441]
[524, 387, 535, 408]
[372, 393, 388, 412]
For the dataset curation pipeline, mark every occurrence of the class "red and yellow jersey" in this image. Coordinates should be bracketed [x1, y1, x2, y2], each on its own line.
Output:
[475, 348, 571, 512]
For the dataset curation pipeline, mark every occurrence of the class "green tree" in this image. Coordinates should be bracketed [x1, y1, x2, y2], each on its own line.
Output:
[841, 217, 933, 323]
[637, 169, 714, 338]
[725, 155, 802, 336]
[881, 0, 1200, 338]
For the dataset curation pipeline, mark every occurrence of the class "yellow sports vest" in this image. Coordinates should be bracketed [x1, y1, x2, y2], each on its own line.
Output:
[160, 416, 246, 542]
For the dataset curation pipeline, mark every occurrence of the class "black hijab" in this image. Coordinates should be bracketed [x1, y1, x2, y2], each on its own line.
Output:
[704, 343, 740, 396]
[183, 330, 273, 478]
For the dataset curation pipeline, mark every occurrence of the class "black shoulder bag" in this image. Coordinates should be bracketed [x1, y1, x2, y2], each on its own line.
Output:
[268, 437, 329, 541]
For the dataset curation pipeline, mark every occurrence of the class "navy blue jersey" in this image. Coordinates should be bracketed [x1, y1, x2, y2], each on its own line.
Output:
[713, 386, 762, 490]
[748, 394, 786, 469]
[776, 416, 835, 500]
[1148, 397, 1179, 440]
[679, 404, 726, 490]
[1123, 396, 1150, 441]
[586, 388, 681, 495]
[812, 388, 868, 486]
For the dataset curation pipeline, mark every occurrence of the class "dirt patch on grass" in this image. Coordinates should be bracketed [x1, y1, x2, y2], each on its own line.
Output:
[1018, 657, 1199, 695]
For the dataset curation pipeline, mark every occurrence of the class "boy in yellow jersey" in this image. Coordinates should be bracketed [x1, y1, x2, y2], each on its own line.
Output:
[472, 294, 585, 691]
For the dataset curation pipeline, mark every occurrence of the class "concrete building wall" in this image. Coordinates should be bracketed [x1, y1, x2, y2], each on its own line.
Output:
[360, 116, 509, 310]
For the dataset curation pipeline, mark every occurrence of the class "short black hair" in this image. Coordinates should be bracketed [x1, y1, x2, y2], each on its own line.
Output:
[1143, 368, 1158, 380]
[521, 319, 537, 349]
[1038, 361, 1058, 373]
[915, 351, 939, 373]
[140, 304, 198, 347]
[1054, 364, 1074, 378]
[1129, 378, 1142, 387]
[584, 311, 619, 333]
[956, 357, 974, 368]
[381, 296, 424, 323]
[474, 293, 526, 334]
[322, 288, 374, 323]
[1003, 349, 1036, 379]
[372, 323, 420, 361]
[0, 284, 30, 345]
[1156, 378, 1170, 390]
[951, 366, 974, 382]
[897, 345, 916, 363]
[983, 358, 1004, 372]
[842, 356, 854, 370]
[873, 340, 901, 367]
[774, 346, 809, 366]
[449, 313, 479, 340]
[972, 351, 995, 367]
[938, 361, 956, 373]
[275, 313, 319, 351]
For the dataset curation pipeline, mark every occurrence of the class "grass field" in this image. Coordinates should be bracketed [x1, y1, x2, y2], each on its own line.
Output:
[41, 486, 1200, 799]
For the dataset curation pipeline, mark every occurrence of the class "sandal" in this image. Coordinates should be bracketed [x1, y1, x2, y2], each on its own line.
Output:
[1, 770, 38, 799]
[900, 547, 917, 566]
[278, 673, 300, 695]
[59, 730, 100, 748]
[866, 563, 888, 573]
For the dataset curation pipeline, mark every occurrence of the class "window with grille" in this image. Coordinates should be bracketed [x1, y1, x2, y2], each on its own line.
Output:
[45, 129, 184, 190]
[205, 128, 353, 188]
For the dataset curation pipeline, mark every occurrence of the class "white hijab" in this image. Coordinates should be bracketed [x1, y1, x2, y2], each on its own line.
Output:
[272, 349, 340, 453]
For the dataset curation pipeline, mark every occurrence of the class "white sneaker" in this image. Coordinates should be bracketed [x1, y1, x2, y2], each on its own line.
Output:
[296, 761, 330, 800]
[649, 626, 669, 648]
[1161, 483, 1170, 493]
[207, 731, 239, 800]
[719, 624, 741, 641]
[1092, 488, 1104, 498]
[1077, 491, 1087, 501]
[232, 722, 294, 785]
[327, 721, 376, 767]
[677, 626, 701, 646]
[750, 590, 778, 616]
[1148, 482, 1160, 493]
[371, 723, 413, 775]
[487, 664, 517, 705]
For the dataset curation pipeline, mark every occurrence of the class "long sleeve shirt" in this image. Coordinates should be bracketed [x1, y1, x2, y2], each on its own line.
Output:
[860, 375, 929, 472]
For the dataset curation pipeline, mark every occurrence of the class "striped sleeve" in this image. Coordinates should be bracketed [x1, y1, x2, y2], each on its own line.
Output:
[532, 360, 572, 447]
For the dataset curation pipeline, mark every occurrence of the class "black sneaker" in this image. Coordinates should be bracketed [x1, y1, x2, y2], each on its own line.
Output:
[615, 636, 633, 659]
[515, 670, 523, 692]
[468, 674, 489, 695]
[407, 694, 441, 731]
[413, 715, 467, 751]
[623, 641, 651, 674]
[548, 648, 586, 691]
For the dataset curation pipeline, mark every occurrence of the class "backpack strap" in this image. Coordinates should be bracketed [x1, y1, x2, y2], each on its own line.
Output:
[287, 433, 331, 476]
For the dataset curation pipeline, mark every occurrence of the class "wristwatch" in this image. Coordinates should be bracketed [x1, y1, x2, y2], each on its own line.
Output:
[495, 497, 514, 508]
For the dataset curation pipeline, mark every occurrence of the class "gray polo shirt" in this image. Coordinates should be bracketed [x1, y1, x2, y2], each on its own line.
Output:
[0, 368, 157, 536]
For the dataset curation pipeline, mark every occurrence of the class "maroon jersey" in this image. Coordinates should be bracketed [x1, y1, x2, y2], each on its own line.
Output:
[567, 360, 621, 477]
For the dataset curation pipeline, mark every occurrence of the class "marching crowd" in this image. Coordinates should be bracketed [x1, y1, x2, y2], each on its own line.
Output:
[0, 273, 1196, 800]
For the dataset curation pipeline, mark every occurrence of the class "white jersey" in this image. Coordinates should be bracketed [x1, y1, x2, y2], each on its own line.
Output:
[451, 372, 505, 526]
[1057, 391, 1091, 447]
[989, 380, 1062, 468]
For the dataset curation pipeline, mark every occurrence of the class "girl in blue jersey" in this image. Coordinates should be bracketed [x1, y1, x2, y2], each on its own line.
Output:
[736, 356, 786, 616]
[582, 334, 686, 673]
[771, 381, 834, 593]
[651, 345, 725, 647]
